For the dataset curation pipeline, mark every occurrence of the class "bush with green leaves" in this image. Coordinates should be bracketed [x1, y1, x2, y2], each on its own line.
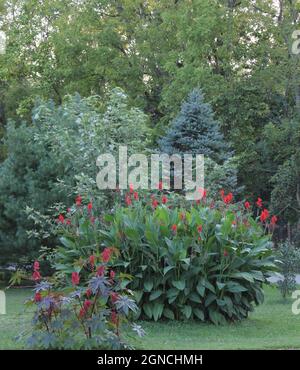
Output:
[276, 242, 300, 299]
[0, 88, 150, 265]
[97, 189, 277, 324]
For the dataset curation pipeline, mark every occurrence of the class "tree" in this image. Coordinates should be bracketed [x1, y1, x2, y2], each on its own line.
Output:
[159, 88, 230, 163]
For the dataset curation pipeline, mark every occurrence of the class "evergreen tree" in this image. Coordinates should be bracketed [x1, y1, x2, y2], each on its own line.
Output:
[159, 89, 230, 163]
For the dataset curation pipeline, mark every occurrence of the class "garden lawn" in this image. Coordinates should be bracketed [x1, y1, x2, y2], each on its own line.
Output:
[0, 285, 300, 350]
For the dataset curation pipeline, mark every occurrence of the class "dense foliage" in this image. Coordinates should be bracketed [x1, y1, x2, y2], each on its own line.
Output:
[99, 190, 277, 324]
[0, 89, 150, 264]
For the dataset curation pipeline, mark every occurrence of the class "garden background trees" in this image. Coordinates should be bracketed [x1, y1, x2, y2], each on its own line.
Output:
[0, 0, 300, 262]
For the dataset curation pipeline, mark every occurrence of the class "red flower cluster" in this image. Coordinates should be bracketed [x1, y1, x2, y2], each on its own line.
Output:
[256, 197, 263, 208]
[89, 255, 96, 267]
[260, 209, 269, 223]
[125, 194, 132, 206]
[152, 198, 159, 208]
[271, 215, 278, 225]
[171, 224, 177, 233]
[79, 299, 92, 319]
[102, 247, 112, 263]
[220, 190, 233, 204]
[198, 187, 207, 199]
[76, 195, 82, 206]
[86, 288, 92, 298]
[244, 201, 250, 210]
[58, 214, 65, 223]
[32, 260, 41, 281]
[71, 271, 80, 286]
[96, 265, 105, 277]
[34, 292, 42, 303]
[110, 292, 119, 303]
[162, 195, 167, 204]
[197, 225, 203, 233]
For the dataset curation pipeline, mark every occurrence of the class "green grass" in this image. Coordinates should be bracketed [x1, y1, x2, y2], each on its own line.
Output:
[0, 285, 300, 349]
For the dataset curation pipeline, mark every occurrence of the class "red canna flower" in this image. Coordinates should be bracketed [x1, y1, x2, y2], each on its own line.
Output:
[87, 202, 93, 212]
[96, 265, 105, 277]
[197, 225, 203, 233]
[133, 191, 139, 200]
[220, 189, 225, 198]
[125, 195, 132, 206]
[76, 195, 82, 206]
[158, 181, 163, 191]
[83, 299, 92, 311]
[223, 250, 229, 257]
[162, 195, 167, 204]
[223, 192, 233, 204]
[86, 288, 92, 298]
[260, 209, 269, 223]
[33, 261, 40, 271]
[129, 183, 134, 194]
[256, 197, 263, 208]
[102, 247, 112, 263]
[67, 208, 71, 213]
[198, 187, 207, 199]
[89, 255, 95, 267]
[152, 199, 159, 208]
[110, 270, 115, 279]
[171, 224, 177, 233]
[90, 216, 96, 224]
[244, 201, 250, 210]
[271, 215, 278, 225]
[58, 214, 65, 223]
[71, 272, 80, 286]
[66, 219, 71, 225]
[34, 292, 42, 302]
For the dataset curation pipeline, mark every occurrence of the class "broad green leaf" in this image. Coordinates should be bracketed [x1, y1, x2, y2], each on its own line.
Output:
[144, 280, 154, 292]
[193, 308, 205, 321]
[149, 290, 163, 301]
[152, 303, 164, 321]
[172, 280, 185, 290]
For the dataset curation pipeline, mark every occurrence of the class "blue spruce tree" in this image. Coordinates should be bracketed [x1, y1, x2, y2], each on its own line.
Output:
[159, 89, 230, 163]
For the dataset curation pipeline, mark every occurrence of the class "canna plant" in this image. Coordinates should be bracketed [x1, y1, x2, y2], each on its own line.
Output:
[98, 188, 278, 324]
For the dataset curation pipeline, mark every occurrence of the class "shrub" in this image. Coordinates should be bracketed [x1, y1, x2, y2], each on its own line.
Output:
[20, 253, 144, 349]
[276, 242, 300, 299]
[0, 89, 151, 265]
[99, 189, 277, 324]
